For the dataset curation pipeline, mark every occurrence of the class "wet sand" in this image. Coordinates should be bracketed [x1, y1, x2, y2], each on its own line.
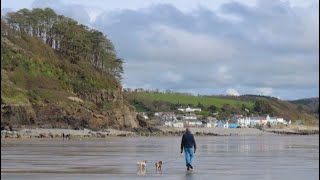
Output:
[1, 135, 319, 180]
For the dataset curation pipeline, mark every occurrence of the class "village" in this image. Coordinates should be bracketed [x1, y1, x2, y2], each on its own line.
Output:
[138, 106, 292, 129]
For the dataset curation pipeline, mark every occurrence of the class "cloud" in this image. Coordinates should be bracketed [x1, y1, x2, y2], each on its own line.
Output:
[7, 0, 318, 100]
[161, 71, 183, 83]
[254, 87, 273, 96]
[94, 1, 319, 99]
[226, 89, 240, 96]
[32, 0, 91, 25]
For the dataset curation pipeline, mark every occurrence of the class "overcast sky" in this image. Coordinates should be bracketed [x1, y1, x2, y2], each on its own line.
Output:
[2, 0, 319, 100]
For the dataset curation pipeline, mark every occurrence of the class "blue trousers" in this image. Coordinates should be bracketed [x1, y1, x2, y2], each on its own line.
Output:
[184, 147, 194, 167]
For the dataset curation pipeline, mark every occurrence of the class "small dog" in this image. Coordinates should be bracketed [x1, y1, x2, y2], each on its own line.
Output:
[155, 161, 162, 170]
[137, 160, 147, 168]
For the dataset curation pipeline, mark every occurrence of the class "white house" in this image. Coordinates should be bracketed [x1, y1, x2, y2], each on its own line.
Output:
[237, 116, 251, 127]
[202, 120, 215, 128]
[164, 119, 184, 128]
[266, 115, 277, 125]
[182, 114, 197, 120]
[178, 106, 201, 112]
[276, 117, 284, 124]
[164, 121, 172, 127]
[172, 120, 184, 128]
[183, 119, 202, 127]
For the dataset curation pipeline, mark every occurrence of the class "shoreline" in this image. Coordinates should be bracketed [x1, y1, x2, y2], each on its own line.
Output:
[1, 125, 318, 140]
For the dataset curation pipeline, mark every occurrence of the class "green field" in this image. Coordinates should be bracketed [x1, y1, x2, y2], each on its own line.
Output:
[134, 92, 254, 108]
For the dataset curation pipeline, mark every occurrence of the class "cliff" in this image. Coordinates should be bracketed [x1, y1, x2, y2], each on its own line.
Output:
[1, 9, 139, 130]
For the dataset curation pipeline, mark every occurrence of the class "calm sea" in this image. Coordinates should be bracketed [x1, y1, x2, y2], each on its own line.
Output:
[1, 135, 319, 180]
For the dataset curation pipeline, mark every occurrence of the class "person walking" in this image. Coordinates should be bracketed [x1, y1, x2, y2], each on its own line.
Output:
[180, 128, 197, 170]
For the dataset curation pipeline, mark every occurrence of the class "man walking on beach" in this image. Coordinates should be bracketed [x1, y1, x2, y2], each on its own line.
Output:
[181, 128, 197, 170]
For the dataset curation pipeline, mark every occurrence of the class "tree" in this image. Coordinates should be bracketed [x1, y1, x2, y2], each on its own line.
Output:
[4, 8, 124, 81]
[197, 102, 204, 109]
[207, 105, 217, 113]
[253, 100, 273, 115]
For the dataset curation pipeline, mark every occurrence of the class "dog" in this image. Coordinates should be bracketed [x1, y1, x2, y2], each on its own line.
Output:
[155, 161, 162, 170]
[137, 160, 147, 168]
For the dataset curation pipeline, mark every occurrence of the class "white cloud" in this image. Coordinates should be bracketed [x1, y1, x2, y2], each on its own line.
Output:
[85, 7, 103, 23]
[217, 65, 232, 82]
[226, 88, 240, 96]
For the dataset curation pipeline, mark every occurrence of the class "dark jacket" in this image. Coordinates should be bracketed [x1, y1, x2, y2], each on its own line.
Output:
[181, 132, 196, 150]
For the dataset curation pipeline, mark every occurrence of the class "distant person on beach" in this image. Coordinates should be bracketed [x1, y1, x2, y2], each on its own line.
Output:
[180, 128, 197, 170]
[62, 133, 65, 140]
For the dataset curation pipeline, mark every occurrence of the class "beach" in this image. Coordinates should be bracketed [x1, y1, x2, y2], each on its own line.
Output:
[1, 124, 318, 140]
[2, 135, 319, 180]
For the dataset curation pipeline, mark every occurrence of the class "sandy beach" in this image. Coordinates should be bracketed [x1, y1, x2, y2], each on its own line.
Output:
[1, 128, 135, 139]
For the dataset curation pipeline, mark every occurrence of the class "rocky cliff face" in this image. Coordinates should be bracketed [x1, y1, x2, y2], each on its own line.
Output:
[1, 89, 139, 130]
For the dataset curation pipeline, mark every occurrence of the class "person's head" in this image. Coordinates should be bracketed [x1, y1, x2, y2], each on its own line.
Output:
[186, 128, 190, 133]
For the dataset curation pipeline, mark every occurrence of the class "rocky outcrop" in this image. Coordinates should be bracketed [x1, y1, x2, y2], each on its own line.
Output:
[1, 89, 139, 130]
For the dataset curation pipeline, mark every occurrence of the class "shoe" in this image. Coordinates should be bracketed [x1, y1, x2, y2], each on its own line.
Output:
[187, 166, 190, 170]
[189, 164, 193, 169]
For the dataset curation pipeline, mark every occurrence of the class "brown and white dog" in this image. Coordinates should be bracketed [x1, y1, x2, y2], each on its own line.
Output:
[155, 161, 162, 170]
[137, 160, 147, 168]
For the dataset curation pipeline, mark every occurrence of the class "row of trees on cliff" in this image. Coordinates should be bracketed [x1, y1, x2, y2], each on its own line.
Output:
[1, 8, 123, 80]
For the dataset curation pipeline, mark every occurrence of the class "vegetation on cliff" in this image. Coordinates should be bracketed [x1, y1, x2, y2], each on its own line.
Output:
[1, 8, 138, 130]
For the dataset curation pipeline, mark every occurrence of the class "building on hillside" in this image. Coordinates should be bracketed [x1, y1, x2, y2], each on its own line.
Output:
[155, 112, 175, 117]
[201, 119, 216, 128]
[172, 119, 184, 128]
[283, 119, 291, 125]
[227, 121, 239, 128]
[182, 114, 197, 120]
[249, 116, 266, 126]
[265, 115, 278, 125]
[237, 116, 251, 127]
[227, 115, 242, 128]
[216, 120, 227, 128]
[276, 117, 284, 124]
[159, 112, 176, 121]
[164, 119, 184, 128]
[137, 112, 149, 120]
[178, 106, 201, 112]
[182, 119, 203, 127]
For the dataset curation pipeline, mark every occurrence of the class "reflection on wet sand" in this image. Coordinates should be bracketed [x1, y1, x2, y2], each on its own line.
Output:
[156, 169, 162, 175]
[136, 168, 146, 175]
[1, 135, 319, 180]
[184, 170, 194, 180]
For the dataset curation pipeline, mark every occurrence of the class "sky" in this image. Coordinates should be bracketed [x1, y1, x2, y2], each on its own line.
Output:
[1, 0, 319, 100]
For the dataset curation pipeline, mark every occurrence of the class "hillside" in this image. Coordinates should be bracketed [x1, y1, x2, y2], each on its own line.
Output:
[1, 8, 140, 130]
[125, 92, 319, 125]
[288, 97, 319, 117]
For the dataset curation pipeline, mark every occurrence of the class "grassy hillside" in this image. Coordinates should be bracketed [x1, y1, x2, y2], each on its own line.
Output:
[131, 92, 254, 108]
[288, 97, 319, 116]
[1, 34, 118, 106]
[125, 92, 318, 125]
